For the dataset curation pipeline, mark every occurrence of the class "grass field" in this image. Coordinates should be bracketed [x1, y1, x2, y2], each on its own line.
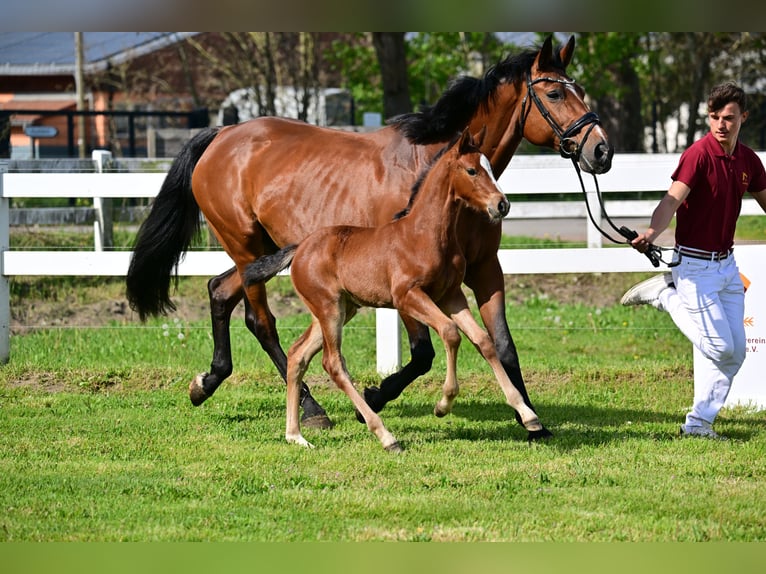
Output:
[2, 225, 766, 543]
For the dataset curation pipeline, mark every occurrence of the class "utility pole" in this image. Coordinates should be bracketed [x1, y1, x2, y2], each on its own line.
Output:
[74, 32, 86, 158]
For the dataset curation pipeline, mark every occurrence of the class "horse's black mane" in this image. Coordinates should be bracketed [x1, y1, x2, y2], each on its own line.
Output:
[389, 45, 549, 146]
[393, 132, 480, 221]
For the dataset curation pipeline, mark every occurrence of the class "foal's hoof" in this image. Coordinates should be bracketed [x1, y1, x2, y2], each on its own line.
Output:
[189, 373, 210, 406]
[301, 413, 334, 430]
[527, 426, 553, 442]
[384, 441, 404, 454]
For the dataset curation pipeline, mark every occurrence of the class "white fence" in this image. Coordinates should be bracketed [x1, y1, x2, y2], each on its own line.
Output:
[2, 151, 764, 372]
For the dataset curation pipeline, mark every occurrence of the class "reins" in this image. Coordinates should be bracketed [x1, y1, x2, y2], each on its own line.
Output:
[568, 159, 677, 268]
[521, 73, 677, 268]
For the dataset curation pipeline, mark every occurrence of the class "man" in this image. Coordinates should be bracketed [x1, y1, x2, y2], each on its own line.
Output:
[621, 82, 766, 439]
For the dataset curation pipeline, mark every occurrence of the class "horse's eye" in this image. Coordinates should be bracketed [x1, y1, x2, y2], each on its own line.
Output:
[547, 89, 562, 100]
[466, 168, 477, 176]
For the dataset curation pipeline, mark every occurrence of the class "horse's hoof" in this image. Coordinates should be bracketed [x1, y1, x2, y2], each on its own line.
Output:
[527, 427, 553, 442]
[384, 441, 404, 454]
[189, 374, 210, 406]
[433, 402, 451, 418]
[301, 413, 334, 429]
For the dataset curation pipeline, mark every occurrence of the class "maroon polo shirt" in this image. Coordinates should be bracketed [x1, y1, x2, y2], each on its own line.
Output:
[672, 132, 766, 252]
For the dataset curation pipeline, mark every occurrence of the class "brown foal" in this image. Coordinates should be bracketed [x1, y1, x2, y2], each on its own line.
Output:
[244, 129, 544, 451]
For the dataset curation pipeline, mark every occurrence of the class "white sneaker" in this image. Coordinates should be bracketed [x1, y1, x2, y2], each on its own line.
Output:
[620, 273, 674, 307]
[679, 423, 726, 440]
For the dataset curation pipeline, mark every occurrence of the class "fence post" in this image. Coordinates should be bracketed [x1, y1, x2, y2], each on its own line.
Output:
[0, 170, 9, 363]
[361, 112, 403, 375]
[376, 309, 402, 375]
[92, 150, 113, 251]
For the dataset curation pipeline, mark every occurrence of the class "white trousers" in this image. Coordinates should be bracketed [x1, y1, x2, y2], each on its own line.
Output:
[658, 253, 746, 426]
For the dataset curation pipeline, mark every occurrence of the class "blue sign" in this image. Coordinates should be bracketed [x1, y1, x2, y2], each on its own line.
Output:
[24, 125, 58, 138]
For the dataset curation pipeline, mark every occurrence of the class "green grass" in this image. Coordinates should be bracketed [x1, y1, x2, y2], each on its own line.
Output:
[2, 360, 765, 542]
[3, 226, 766, 542]
[3, 286, 766, 541]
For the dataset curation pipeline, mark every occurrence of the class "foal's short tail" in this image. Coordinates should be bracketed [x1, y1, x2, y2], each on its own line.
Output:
[126, 127, 220, 321]
[243, 245, 298, 286]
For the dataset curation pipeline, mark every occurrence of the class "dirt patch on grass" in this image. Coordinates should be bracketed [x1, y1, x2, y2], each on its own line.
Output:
[11, 272, 653, 334]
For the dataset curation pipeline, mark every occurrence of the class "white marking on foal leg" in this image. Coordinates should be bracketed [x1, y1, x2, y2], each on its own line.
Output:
[286, 433, 315, 449]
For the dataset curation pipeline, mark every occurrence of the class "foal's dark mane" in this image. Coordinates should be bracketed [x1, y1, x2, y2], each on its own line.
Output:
[389, 46, 545, 145]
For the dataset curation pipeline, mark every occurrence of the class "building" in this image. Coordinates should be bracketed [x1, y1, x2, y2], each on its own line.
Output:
[0, 32, 211, 159]
[1, 32, 359, 159]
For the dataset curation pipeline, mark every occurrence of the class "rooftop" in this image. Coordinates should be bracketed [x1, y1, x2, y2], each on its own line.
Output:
[0, 32, 197, 76]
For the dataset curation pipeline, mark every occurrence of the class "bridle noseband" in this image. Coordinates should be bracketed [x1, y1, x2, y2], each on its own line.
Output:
[519, 73, 675, 268]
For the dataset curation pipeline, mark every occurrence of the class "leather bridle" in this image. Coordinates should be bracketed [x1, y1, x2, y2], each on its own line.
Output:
[520, 73, 675, 268]
[520, 74, 601, 163]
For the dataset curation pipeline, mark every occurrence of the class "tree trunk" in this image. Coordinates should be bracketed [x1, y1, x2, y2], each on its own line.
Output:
[372, 33, 412, 119]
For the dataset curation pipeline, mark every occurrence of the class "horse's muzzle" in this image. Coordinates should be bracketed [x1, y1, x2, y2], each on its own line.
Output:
[488, 197, 510, 222]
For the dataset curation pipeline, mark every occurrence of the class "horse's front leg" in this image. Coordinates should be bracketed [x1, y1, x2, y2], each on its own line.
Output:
[392, 288, 466, 418]
[464, 257, 552, 439]
[447, 300, 543, 434]
[358, 313, 435, 422]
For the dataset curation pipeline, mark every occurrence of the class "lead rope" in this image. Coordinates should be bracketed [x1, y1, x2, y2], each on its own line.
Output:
[568, 157, 677, 268]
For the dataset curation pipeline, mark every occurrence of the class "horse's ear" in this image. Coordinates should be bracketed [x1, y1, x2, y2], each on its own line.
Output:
[535, 35, 554, 70]
[559, 35, 575, 69]
[458, 128, 472, 154]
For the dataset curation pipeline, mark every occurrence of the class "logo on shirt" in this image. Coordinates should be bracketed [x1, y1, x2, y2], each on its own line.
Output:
[742, 171, 749, 184]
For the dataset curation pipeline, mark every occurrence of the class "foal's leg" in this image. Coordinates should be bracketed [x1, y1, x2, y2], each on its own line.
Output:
[317, 308, 402, 453]
[242, 281, 332, 429]
[393, 288, 465, 417]
[446, 299, 543, 433]
[285, 318, 326, 448]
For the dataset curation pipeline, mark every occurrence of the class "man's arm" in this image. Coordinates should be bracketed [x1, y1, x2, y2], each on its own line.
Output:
[750, 189, 766, 214]
[631, 180, 691, 253]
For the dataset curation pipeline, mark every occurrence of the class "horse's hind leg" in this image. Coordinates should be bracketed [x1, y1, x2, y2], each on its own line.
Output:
[243, 281, 333, 429]
[189, 268, 243, 406]
[358, 314, 435, 421]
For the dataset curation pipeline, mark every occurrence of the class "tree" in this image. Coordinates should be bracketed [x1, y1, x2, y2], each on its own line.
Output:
[184, 33, 325, 122]
[0, 113, 10, 158]
[372, 33, 411, 119]
[405, 32, 506, 109]
[326, 33, 509, 125]
[570, 33, 647, 152]
[641, 32, 766, 152]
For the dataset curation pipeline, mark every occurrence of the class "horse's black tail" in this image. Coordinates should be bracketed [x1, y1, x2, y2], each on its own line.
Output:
[126, 127, 220, 321]
[243, 245, 298, 286]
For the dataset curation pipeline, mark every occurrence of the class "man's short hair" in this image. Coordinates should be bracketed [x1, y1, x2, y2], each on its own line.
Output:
[708, 82, 748, 113]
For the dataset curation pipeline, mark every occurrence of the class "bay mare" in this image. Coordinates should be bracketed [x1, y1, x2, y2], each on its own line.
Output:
[244, 128, 544, 451]
[125, 36, 613, 440]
